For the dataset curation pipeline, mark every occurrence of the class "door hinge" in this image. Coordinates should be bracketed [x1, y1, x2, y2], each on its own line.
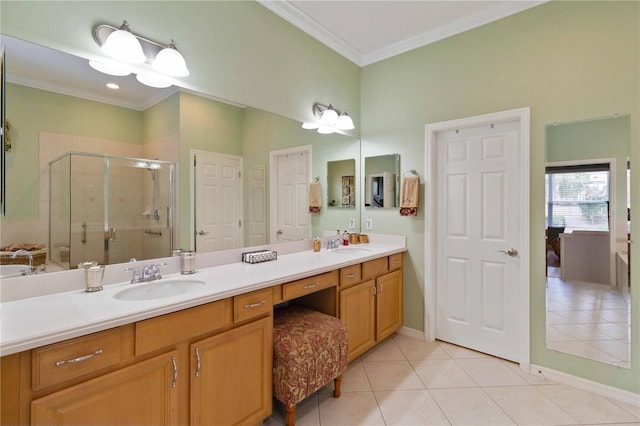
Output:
[193, 156, 196, 167]
[238, 220, 242, 227]
[238, 171, 242, 179]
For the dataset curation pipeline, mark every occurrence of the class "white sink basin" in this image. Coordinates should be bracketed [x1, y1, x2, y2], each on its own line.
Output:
[113, 279, 206, 301]
[332, 247, 372, 255]
[0, 264, 34, 278]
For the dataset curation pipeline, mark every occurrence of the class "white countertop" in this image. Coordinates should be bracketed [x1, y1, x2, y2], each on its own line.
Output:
[0, 240, 405, 357]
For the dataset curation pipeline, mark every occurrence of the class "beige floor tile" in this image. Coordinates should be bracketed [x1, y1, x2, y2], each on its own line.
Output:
[264, 394, 320, 426]
[429, 387, 515, 425]
[455, 358, 529, 387]
[410, 358, 477, 389]
[549, 323, 613, 341]
[585, 339, 631, 362]
[333, 360, 373, 392]
[375, 389, 451, 425]
[317, 391, 386, 425]
[505, 363, 558, 385]
[362, 360, 425, 391]
[393, 334, 451, 360]
[608, 398, 640, 418]
[536, 384, 639, 424]
[484, 385, 578, 425]
[361, 336, 406, 362]
[546, 341, 619, 364]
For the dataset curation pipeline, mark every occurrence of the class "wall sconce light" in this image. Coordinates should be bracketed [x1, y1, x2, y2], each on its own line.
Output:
[89, 20, 189, 88]
[302, 103, 355, 134]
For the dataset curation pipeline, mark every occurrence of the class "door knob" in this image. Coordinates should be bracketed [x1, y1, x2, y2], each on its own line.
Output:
[197, 230, 209, 236]
[498, 248, 518, 257]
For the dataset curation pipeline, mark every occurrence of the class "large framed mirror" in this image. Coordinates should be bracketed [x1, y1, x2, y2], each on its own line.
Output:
[0, 35, 360, 276]
[363, 153, 400, 208]
[545, 114, 631, 368]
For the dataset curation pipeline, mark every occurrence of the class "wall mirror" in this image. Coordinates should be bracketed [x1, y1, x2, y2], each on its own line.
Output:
[0, 35, 361, 276]
[327, 159, 356, 208]
[363, 153, 400, 208]
[545, 114, 631, 368]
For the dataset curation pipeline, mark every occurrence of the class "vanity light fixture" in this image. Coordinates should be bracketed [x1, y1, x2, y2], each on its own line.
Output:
[302, 103, 355, 134]
[91, 20, 190, 87]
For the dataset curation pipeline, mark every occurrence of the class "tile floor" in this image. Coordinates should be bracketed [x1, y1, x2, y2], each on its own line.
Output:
[263, 334, 640, 425]
[546, 267, 631, 367]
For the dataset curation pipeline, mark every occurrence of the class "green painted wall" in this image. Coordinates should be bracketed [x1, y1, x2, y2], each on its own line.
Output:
[3, 83, 143, 220]
[0, 1, 361, 134]
[361, 1, 639, 392]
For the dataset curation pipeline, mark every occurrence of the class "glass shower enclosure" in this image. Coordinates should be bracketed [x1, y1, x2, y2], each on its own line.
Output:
[49, 153, 175, 269]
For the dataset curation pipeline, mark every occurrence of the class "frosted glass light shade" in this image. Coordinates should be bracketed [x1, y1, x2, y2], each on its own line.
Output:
[336, 111, 355, 130]
[152, 46, 189, 77]
[320, 106, 338, 126]
[302, 122, 320, 130]
[136, 73, 172, 88]
[101, 28, 146, 63]
[317, 125, 335, 134]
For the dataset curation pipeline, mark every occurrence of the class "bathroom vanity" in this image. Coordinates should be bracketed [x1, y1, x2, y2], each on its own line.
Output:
[0, 238, 405, 425]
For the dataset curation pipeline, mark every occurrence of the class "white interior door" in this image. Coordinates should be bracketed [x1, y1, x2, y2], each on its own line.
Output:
[269, 147, 311, 242]
[194, 151, 243, 252]
[435, 120, 522, 362]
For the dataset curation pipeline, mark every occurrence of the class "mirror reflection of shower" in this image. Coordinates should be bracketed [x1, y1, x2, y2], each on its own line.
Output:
[136, 161, 161, 221]
[49, 153, 175, 269]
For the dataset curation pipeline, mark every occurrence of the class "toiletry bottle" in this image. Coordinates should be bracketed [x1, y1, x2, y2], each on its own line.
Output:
[342, 230, 349, 246]
[313, 236, 321, 252]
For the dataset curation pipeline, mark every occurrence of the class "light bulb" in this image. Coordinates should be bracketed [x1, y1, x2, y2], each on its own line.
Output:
[320, 105, 338, 126]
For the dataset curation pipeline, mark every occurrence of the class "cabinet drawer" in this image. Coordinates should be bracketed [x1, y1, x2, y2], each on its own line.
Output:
[32, 328, 123, 390]
[340, 264, 362, 288]
[389, 253, 403, 271]
[362, 257, 388, 280]
[282, 270, 338, 301]
[234, 288, 272, 324]
[135, 299, 232, 355]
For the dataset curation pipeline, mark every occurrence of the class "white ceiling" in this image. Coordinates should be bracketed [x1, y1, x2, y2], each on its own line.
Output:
[259, 0, 546, 66]
[3, 1, 546, 110]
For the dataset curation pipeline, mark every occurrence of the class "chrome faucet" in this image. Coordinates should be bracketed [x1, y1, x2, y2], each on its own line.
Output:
[125, 260, 166, 284]
[11, 250, 34, 275]
[327, 237, 341, 250]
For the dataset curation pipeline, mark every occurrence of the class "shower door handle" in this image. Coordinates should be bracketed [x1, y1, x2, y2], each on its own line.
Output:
[81, 222, 87, 244]
[110, 227, 116, 242]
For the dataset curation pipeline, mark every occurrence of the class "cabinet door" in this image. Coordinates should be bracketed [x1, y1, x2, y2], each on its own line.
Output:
[376, 270, 403, 342]
[340, 280, 376, 361]
[31, 350, 180, 426]
[191, 316, 272, 426]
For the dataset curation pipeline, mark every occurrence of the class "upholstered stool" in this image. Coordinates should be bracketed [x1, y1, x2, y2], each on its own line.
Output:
[273, 306, 348, 426]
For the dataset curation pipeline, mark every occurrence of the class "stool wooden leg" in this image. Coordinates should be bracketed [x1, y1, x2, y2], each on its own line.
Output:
[285, 405, 296, 426]
[333, 374, 343, 398]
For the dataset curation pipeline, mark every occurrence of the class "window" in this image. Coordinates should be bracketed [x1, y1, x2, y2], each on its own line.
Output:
[545, 163, 610, 231]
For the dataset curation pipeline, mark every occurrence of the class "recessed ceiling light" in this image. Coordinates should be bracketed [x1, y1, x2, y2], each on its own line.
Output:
[106, 83, 120, 90]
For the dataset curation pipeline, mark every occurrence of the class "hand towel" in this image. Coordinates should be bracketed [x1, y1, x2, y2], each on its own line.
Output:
[399, 176, 420, 216]
[309, 182, 322, 214]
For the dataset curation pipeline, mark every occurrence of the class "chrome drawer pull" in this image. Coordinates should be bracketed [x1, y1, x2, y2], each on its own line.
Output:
[55, 349, 103, 367]
[345, 273, 357, 278]
[172, 356, 178, 388]
[303, 282, 319, 289]
[244, 300, 266, 309]
[393, 259, 400, 264]
[195, 348, 201, 377]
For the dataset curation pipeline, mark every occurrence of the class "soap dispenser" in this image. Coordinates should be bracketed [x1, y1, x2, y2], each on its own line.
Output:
[342, 230, 349, 246]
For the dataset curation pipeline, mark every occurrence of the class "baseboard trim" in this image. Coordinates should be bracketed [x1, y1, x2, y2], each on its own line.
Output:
[396, 326, 425, 341]
[530, 363, 640, 408]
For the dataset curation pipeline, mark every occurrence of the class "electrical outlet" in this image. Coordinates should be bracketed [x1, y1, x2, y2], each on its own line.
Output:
[348, 218, 355, 229]
[366, 218, 373, 230]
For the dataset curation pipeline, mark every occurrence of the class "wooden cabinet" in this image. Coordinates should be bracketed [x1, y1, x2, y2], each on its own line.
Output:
[31, 350, 180, 426]
[339, 255, 404, 361]
[191, 316, 272, 426]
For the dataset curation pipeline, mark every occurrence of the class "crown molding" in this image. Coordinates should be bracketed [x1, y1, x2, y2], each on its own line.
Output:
[257, 0, 363, 66]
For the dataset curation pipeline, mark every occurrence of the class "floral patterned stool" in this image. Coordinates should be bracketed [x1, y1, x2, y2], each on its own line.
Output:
[273, 306, 348, 426]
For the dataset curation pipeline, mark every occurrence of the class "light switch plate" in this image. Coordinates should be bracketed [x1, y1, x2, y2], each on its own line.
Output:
[348, 218, 355, 229]
[366, 218, 373, 230]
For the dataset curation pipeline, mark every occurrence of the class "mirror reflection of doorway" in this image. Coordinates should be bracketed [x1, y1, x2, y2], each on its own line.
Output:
[545, 115, 631, 369]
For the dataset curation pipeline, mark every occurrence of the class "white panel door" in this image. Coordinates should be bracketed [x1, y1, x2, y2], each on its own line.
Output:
[436, 120, 521, 361]
[194, 151, 243, 252]
[248, 164, 267, 246]
[274, 150, 310, 242]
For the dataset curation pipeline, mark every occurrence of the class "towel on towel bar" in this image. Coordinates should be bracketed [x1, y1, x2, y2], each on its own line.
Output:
[399, 176, 420, 216]
[309, 182, 322, 214]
